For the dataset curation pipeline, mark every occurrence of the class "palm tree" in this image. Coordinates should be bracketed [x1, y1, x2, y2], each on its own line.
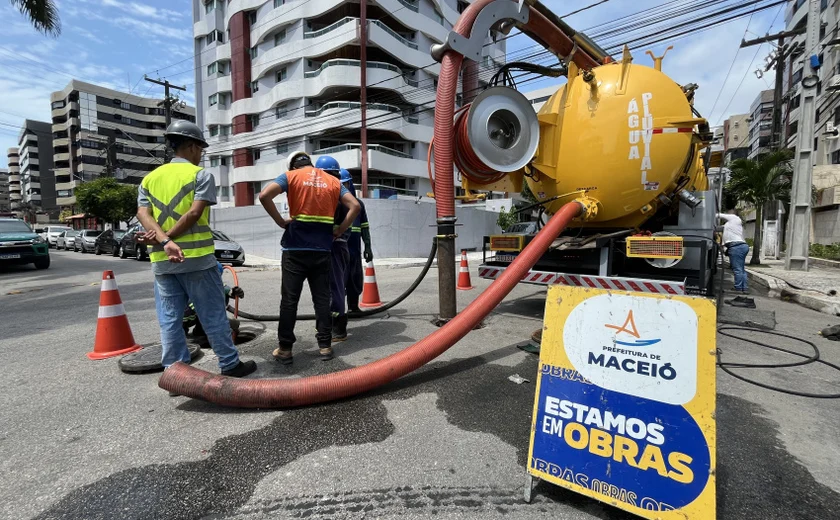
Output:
[10, 0, 60, 36]
[726, 149, 793, 265]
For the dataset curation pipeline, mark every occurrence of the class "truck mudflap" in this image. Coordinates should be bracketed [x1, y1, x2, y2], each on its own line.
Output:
[477, 265, 686, 295]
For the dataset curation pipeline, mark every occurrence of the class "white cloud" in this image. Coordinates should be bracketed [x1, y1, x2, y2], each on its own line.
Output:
[112, 17, 191, 40]
[89, 0, 188, 20]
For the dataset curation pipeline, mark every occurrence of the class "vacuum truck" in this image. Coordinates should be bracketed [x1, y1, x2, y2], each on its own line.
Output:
[455, 47, 720, 297]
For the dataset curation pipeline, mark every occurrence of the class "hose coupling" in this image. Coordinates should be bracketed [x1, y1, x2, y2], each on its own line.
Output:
[575, 196, 599, 221]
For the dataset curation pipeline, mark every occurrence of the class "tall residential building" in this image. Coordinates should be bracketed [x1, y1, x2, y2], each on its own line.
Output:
[0, 168, 9, 212]
[722, 113, 750, 164]
[50, 80, 196, 209]
[192, 0, 506, 207]
[747, 90, 774, 159]
[17, 120, 55, 213]
[7, 148, 21, 211]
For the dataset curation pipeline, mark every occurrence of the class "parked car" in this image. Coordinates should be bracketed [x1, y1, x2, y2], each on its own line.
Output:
[42, 225, 72, 248]
[55, 231, 69, 250]
[119, 223, 148, 261]
[62, 230, 81, 251]
[0, 218, 50, 269]
[213, 229, 245, 266]
[75, 229, 102, 253]
[94, 229, 127, 256]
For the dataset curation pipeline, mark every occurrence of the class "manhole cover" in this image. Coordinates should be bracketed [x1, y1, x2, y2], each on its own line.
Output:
[234, 330, 257, 345]
[119, 342, 202, 374]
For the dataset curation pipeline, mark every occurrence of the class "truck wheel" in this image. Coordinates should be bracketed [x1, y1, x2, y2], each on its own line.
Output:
[34, 257, 50, 270]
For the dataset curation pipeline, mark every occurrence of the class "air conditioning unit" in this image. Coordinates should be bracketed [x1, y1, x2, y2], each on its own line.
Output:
[828, 74, 840, 91]
[826, 122, 839, 139]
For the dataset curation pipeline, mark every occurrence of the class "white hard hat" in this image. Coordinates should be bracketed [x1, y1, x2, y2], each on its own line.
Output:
[286, 150, 311, 170]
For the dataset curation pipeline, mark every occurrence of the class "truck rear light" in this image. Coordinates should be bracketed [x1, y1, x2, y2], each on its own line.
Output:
[490, 235, 524, 252]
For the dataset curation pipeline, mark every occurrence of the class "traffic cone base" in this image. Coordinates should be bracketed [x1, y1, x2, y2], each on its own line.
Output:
[359, 261, 383, 308]
[457, 250, 474, 291]
[88, 271, 142, 360]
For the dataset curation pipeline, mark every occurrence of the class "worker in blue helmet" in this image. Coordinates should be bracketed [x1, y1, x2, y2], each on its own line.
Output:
[315, 156, 352, 342]
[340, 169, 373, 313]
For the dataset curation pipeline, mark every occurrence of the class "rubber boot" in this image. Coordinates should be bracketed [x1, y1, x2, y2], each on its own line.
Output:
[332, 315, 348, 343]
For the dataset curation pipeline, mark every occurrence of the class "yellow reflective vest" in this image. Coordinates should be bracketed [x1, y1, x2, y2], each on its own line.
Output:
[140, 161, 215, 263]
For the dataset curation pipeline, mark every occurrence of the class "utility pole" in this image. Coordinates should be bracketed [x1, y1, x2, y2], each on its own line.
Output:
[360, 0, 368, 197]
[144, 76, 186, 163]
[741, 27, 806, 149]
[786, 0, 821, 271]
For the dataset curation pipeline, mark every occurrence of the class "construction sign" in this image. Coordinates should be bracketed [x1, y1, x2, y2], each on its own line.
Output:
[528, 286, 716, 519]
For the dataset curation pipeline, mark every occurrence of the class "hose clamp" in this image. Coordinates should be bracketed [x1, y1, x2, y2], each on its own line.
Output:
[575, 196, 600, 221]
[430, 1, 529, 63]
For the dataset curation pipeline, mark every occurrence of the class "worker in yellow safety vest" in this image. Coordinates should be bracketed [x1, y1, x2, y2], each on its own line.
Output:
[136, 120, 256, 384]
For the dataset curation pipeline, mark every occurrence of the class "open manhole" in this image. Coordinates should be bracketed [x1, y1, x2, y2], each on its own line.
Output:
[119, 342, 202, 374]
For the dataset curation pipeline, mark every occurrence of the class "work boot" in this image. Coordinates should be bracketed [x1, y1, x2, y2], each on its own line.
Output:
[273, 346, 293, 365]
[221, 360, 257, 377]
[332, 315, 348, 343]
[319, 346, 334, 361]
[725, 298, 756, 309]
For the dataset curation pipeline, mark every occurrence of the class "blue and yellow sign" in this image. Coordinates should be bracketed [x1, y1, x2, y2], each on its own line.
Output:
[528, 286, 716, 519]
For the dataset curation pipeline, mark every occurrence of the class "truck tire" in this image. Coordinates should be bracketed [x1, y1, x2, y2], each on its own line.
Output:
[34, 257, 50, 270]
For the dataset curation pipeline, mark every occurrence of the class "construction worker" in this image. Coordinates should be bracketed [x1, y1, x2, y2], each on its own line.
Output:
[136, 120, 256, 380]
[314, 156, 351, 342]
[259, 151, 360, 363]
[340, 169, 373, 313]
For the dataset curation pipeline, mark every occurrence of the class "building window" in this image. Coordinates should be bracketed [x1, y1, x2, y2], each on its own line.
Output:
[210, 156, 221, 167]
[276, 67, 287, 83]
[51, 100, 65, 110]
[789, 121, 799, 136]
[207, 62, 217, 76]
[817, 108, 821, 122]
[276, 104, 288, 119]
[209, 125, 219, 136]
[205, 1, 214, 14]
[248, 11, 257, 25]
[208, 94, 218, 107]
[822, 0, 828, 12]
[274, 0, 284, 7]
[249, 46, 258, 60]
[833, 150, 840, 164]
[216, 30, 225, 43]
[221, 125, 231, 136]
[277, 140, 289, 155]
[206, 31, 216, 46]
[252, 148, 261, 162]
[220, 156, 228, 166]
[249, 114, 260, 128]
[221, 186, 229, 198]
[274, 29, 286, 46]
[250, 80, 259, 93]
[792, 68, 803, 85]
[790, 94, 801, 110]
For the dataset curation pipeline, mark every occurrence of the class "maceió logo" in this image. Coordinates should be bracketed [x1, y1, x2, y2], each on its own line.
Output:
[605, 310, 661, 347]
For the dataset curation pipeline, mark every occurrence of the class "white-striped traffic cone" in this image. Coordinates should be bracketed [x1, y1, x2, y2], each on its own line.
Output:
[359, 261, 383, 308]
[87, 271, 141, 360]
[457, 250, 474, 291]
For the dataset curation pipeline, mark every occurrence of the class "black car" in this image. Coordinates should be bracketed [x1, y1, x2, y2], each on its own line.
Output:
[119, 224, 148, 261]
[94, 229, 127, 256]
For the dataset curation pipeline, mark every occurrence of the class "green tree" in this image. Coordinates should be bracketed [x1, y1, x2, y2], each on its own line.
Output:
[726, 149, 793, 265]
[10, 0, 60, 36]
[75, 177, 138, 227]
[496, 206, 517, 231]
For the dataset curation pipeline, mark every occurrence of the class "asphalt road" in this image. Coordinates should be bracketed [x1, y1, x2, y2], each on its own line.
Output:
[1, 251, 839, 519]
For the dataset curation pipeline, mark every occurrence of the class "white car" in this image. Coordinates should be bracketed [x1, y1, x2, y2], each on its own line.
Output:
[43, 225, 72, 248]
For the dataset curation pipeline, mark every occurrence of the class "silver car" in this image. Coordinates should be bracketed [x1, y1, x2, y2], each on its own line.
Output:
[213, 230, 245, 266]
[76, 229, 102, 253]
[55, 230, 71, 250]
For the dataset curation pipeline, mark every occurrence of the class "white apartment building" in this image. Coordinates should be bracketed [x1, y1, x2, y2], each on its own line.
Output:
[17, 120, 55, 212]
[0, 167, 10, 212]
[6, 148, 21, 211]
[50, 80, 196, 209]
[192, 0, 505, 207]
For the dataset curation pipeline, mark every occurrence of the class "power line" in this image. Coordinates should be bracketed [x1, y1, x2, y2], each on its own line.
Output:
[706, 14, 754, 122]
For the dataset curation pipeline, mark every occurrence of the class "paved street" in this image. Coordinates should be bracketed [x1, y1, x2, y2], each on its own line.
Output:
[1, 251, 840, 519]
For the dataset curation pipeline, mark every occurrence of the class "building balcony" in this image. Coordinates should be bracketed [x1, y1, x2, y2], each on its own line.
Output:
[55, 181, 77, 191]
[50, 101, 78, 118]
[57, 196, 76, 206]
[9, 175, 21, 183]
[10, 192, 22, 200]
[25, 193, 41, 202]
[53, 137, 70, 148]
[54, 152, 71, 163]
[369, 20, 439, 71]
[304, 101, 432, 142]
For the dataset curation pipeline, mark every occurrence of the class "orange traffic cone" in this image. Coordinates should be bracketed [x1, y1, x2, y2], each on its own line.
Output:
[359, 261, 383, 308]
[457, 250, 474, 291]
[88, 271, 142, 360]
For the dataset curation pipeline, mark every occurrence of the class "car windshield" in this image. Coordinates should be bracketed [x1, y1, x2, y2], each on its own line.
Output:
[84, 230, 102, 237]
[0, 220, 33, 233]
[114, 231, 126, 239]
[51, 227, 71, 233]
[212, 230, 231, 241]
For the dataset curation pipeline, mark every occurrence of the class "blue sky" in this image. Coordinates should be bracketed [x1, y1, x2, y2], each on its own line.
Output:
[0, 0, 783, 167]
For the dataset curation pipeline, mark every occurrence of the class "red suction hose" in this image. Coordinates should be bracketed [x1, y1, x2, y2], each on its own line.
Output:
[158, 202, 583, 407]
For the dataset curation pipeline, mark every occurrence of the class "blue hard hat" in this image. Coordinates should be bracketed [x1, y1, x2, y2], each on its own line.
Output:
[339, 168, 352, 183]
[315, 155, 340, 172]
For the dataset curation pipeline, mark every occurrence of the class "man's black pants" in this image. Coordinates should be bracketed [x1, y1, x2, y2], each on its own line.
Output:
[279, 250, 332, 349]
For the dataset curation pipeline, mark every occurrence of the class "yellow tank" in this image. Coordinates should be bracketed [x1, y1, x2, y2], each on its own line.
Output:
[527, 55, 709, 228]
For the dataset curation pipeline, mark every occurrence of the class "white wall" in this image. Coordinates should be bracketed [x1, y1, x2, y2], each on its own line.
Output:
[209, 198, 503, 259]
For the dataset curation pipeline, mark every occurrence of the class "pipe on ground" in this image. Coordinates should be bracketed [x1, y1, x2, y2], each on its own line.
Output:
[158, 202, 583, 407]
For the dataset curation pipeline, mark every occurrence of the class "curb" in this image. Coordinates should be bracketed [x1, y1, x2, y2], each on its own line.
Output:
[745, 268, 840, 316]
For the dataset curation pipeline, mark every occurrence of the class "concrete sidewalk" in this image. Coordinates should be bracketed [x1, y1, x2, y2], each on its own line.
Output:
[745, 257, 840, 316]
